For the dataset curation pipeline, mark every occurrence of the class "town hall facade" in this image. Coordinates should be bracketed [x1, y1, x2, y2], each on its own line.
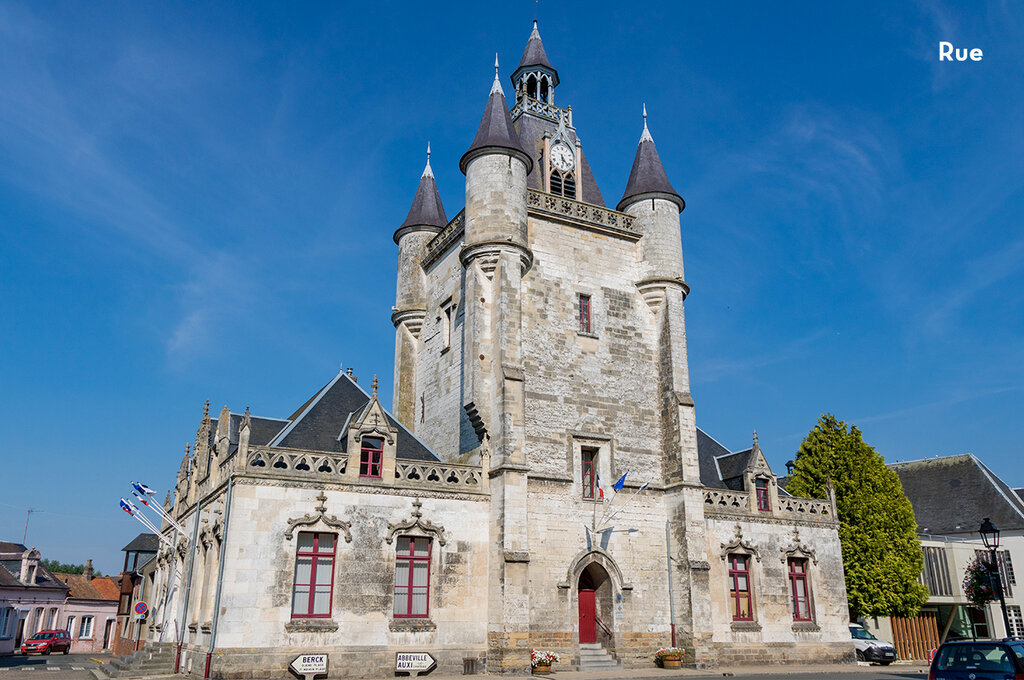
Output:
[148, 22, 854, 678]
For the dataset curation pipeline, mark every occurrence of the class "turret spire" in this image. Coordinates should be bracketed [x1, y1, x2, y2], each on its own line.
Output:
[617, 104, 684, 212]
[396, 142, 447, 235]
[460, 58, 533, 174]
[511, 19, 559, 97]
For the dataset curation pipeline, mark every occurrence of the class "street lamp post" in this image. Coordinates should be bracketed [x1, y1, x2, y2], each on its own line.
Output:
[979, 517, 1013, 638]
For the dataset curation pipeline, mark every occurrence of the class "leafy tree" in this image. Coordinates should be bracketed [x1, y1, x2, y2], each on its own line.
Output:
[40, 559, 103, 577]
[786, 413, 927, 618]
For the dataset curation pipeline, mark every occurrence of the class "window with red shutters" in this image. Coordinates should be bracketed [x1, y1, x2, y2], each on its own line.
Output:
[360, 437, 384, 479]
[581, 447, 597, 500]
[728, 554, 753, 621]
[755, 478, 770, 512]
[579, 294, 592, 334]
[291, 532, 336, 618]
[394, 536, 431, 618]
[789, 557, 811, 621]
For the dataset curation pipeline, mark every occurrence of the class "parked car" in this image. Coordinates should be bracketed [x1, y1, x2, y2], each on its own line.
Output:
[20, 630, 72, 655]
[850, 623, 897, 665]
[929, 639, 1024, 680]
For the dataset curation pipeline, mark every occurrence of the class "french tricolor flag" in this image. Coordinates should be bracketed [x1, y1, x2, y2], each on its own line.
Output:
[119, 498, 134, 515]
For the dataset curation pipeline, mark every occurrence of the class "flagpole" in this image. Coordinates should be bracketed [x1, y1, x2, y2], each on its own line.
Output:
[598, 481, 650, 529]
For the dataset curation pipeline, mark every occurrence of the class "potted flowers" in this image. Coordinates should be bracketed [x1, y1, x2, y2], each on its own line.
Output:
[654, 647, 685, 668]
[963, 556, 998, 607]
[531, 649, 560, 675]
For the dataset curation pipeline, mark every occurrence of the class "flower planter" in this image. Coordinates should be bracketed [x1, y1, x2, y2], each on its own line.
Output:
[532, 662, 552, 675]
[661, 655, 682, 668]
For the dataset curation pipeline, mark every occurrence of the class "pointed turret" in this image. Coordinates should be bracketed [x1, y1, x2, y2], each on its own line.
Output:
[395, 144, 447, 242]
[512, 20, 559, 88]
[617, 104, 684, 212]
[460, 56, 532, 174]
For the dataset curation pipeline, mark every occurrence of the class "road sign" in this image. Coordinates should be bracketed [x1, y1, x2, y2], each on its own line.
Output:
[290, 654, 328, 680]
[395, 652, 436, 675]
[134, 601, 148, 616]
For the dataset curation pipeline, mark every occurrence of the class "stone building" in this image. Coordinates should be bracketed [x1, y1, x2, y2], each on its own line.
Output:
[148, 21, 853, 678]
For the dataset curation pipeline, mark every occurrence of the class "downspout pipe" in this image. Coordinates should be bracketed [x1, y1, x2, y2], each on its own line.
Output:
[665, 521, 677, 647]
[176, 498, 204, 674]
[205, 476, 235, 680]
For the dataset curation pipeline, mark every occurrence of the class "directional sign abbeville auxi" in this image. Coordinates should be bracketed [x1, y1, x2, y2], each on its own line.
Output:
[395, 652, 436, 675]
[290, 654, 328, 680]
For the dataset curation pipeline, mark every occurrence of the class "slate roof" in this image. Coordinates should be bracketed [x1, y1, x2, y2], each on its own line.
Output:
[514, 112, 606, 207]
[398, 158, 447, 232]
[267, 371, 439, 462]
[208, 412, 289, 457]
[0, 543, 69, 592]
[889, 454, 1024, 535]
[461, 76, 532, 174]
[618, 118, 684, 212]
[716, 447, 754, 491]
[513, 21, 559, 86]
[696, 428, 731, 489]
[121, 533, 160, 553]
[53, 573, 119, 601]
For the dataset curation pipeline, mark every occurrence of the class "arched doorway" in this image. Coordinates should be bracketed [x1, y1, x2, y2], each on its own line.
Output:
[577, 562, 613, 645]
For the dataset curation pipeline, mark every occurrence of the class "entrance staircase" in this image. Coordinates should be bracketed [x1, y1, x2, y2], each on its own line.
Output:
[90, 642, 175, 679]
[578, 643, 620, 671]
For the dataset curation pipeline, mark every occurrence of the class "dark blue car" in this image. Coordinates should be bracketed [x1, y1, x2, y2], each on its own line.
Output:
[929, 639, 1024, 680]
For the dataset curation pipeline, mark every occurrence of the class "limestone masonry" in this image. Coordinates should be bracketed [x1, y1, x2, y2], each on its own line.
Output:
[149, 21, 855, 678]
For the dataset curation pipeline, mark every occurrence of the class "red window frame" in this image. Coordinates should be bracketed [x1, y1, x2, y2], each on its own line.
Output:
[394, 536, 431, 619]
[755, 479, 770, 512]
[579, 294, 592, 334]
[728, 554, 753, 621]
[789, 557, 812, 621]
[291, 532, 336, 619]
[581, 448, 597, 500]
[360, 437, 383, 479]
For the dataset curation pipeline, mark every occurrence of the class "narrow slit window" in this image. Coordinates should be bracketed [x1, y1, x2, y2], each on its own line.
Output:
[581, 447, 597, 500]
[579, 294, 592, 335]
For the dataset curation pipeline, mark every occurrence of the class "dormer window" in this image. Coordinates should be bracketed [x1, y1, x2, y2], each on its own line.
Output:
[360, 437, 383, 479]
[755, 478, 770, 512]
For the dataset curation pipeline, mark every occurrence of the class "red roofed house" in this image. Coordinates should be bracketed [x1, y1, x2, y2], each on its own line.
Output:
[53, 560, 119, 654]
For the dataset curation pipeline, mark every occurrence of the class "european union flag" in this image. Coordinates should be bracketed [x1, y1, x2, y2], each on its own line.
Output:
[612, 472, 627, 492]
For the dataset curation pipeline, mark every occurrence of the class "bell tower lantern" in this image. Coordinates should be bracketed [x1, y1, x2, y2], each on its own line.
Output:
[511, 21, 559, 104]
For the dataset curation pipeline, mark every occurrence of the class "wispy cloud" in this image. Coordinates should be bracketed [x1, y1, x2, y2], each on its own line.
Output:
[853, 385, 1019, 425]
[695, 329, 831, 384]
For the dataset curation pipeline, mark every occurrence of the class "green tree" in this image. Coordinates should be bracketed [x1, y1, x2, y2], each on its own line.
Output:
[40, 559, 103, 577]
[786, 413, 927, 618]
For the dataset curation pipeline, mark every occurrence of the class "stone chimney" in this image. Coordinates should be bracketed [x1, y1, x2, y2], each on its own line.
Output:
[83, 559, 94, 581]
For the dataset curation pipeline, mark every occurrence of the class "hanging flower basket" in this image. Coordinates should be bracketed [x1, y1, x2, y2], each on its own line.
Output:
[963, 556, 998, 607]
[654, 647, 685, 668]
[531, 650, 559, 675]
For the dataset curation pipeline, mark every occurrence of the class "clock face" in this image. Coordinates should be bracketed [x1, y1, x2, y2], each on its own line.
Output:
[550, 142, 575, 172]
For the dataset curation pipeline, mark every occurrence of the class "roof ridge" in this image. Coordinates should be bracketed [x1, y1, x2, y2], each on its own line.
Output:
[268, 370, 346, 447]
[887, 452, 975, 467]
[971, 455, 1024, 522]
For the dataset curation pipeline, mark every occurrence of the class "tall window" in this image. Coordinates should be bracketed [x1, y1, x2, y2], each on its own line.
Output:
[581, 447, 597, 500]
[66, 616, 75, 636]
[579, 294, 592, 334]
[360, 437, 384, 479]
[442, 302, 454, 350]
[755, 479, 770, 512]
[920, 546, 952, 596]
[79, 616, 94, 639]
[46, 608, 57, 629]
[976, 550, 1014, 596]
[394, 536, 431, 618]
[789, 558, 812, 621]
[727, 554, 752, 621]
[292, 532, 335, 618]
[0, 608, 11, 638]
[1008, 605, 1024, 638]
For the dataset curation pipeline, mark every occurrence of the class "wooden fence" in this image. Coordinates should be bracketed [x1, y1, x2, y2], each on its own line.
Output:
[891, 612, 940, 661]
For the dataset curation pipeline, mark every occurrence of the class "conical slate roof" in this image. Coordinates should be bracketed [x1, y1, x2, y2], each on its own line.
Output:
[398, 151, 447, 232]
[617, 109, 684, 212]
[460, 66, 533, 174]
[515, 21, 559, 86]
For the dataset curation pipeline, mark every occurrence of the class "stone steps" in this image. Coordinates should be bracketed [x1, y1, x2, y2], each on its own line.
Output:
[578, 643, 620, 671]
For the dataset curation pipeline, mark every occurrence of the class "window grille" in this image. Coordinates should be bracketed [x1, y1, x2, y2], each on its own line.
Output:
[975, 550, 1013, 597]
[1008, 605, 1024, 637]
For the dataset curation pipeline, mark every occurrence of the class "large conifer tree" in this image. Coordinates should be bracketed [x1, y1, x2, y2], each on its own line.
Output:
[787, 414, 928, 618]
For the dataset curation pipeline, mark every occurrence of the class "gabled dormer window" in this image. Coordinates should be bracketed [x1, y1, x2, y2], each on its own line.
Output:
[360, 437, 383, 479]
[755, 479, 770, 512]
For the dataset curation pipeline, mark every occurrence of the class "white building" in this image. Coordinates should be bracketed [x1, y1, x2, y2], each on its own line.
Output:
[0, 543, 69, 654]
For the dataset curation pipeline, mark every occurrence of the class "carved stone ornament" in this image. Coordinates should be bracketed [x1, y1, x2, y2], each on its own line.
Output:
[385, 498, 446, 546]
[357, 411, 395, 446]
[176, 538, 188, 559]
[285, 492, 352, 542]
[780, 527, 817, 564]
[720, 523, 761, 562]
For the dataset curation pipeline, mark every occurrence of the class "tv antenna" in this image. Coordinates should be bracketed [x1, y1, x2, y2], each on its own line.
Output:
[24, 508, 42, 544]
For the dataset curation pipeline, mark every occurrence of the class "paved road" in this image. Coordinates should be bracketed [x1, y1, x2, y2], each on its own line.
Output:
[0, 653, 104, 679]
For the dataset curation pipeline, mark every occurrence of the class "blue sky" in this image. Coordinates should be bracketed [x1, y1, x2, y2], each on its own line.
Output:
[1, 2, 1021, 576]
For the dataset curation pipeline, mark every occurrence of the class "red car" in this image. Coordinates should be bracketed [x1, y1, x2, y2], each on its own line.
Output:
[20, 630, 71, 655]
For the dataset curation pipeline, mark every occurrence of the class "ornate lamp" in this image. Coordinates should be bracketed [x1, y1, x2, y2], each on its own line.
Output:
[979, 517, 1000, 550]
[979, 517, 1012, 637]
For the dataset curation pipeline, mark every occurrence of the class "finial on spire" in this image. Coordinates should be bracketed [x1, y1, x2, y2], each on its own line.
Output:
[490, 53, 503, 95]
[185, 442, 191, 455]
[753, 430, 759, 445]
[422, 141, 433, 178]
[203, 399, 210, 416]
[640, 103, 653, 143]
[371, 374, 379, 397]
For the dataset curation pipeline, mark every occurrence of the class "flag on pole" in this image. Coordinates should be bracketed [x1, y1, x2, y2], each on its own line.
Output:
[131, 481, 157, 496]
[120, 498, 134, 515]
[612, 472, 628, 492]
[596, 472, 606, 499]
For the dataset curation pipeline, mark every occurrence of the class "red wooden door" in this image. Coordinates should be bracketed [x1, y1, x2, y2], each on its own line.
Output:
[578, 589, 596, 643]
